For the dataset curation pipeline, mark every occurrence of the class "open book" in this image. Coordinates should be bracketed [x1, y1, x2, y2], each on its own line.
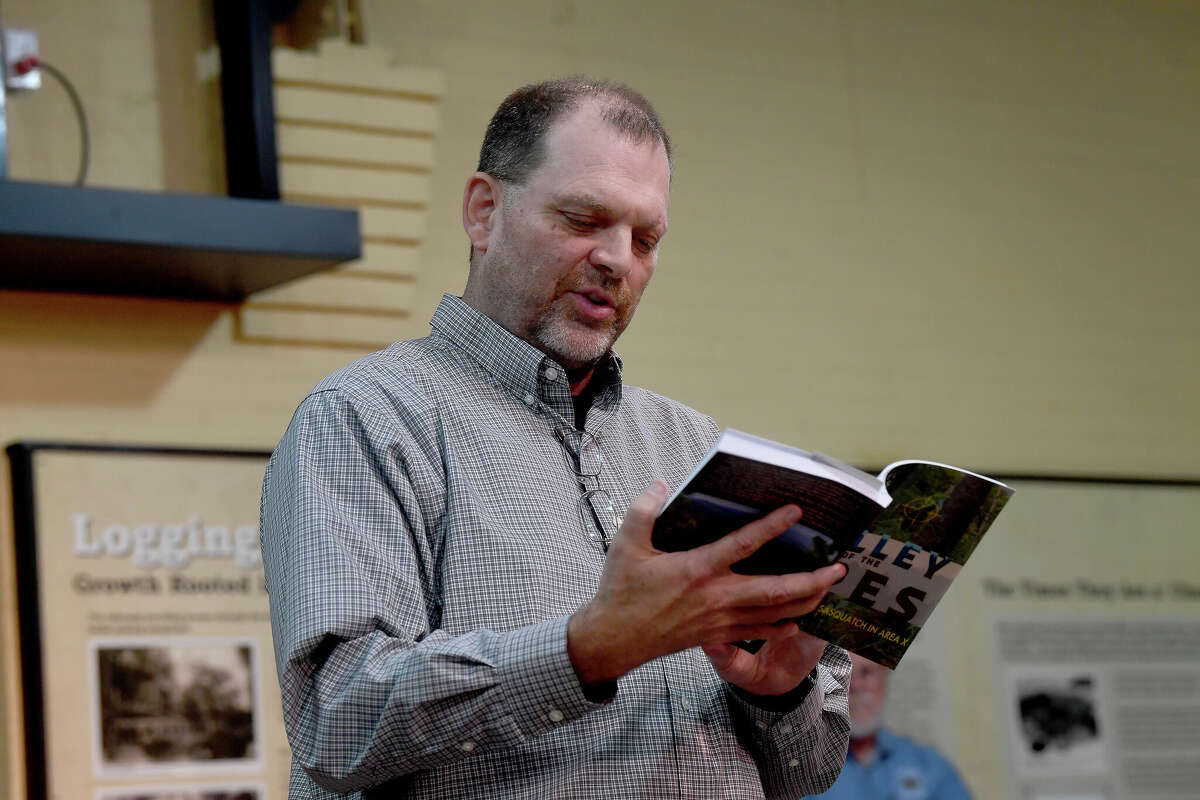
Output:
[651, 429, 1013, 668]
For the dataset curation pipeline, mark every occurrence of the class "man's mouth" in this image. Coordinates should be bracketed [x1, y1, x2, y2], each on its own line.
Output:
[569, 289, 617, 321]
[580, 288, 614, 307]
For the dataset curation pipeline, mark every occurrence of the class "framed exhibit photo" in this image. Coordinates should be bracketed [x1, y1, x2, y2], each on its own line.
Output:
[6, 443, 289, 800]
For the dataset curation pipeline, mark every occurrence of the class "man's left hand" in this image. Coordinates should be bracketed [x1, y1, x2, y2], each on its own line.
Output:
[703, 624, 831, 697]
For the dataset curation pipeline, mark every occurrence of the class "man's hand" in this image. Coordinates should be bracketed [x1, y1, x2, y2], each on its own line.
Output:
[702, 626, 831, 697]
[567, 481, 847, 692]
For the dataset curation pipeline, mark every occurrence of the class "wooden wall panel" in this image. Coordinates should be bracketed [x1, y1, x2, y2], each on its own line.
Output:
[277, 125, 435, 169]
[359, 206, 426, 241]
[340, 242, 421, 279]
[278, 162, 429, 206]
[249, 274, 415, 312]
[238, 307, 408, 350]
[274, 86, 438, 134]
[241, 42, 441, 348]
[273, 42, 443, 97]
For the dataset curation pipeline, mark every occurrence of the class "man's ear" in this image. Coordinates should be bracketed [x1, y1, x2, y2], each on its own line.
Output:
[462, 172, 503, 254]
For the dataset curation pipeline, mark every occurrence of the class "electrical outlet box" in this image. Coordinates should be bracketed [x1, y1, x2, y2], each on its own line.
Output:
[3, 27, 40, 91]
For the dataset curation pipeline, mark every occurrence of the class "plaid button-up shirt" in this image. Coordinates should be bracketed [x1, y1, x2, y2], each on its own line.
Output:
[261, 294, 850, 799]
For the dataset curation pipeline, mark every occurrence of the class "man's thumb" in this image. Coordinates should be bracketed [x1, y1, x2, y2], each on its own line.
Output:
[622, 481, 670, 539]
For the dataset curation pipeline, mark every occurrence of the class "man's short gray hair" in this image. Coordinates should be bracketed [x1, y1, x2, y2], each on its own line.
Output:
[477, 76, 673, 187]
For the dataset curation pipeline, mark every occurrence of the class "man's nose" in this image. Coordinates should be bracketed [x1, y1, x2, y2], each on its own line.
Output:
[588, 227, 635, 277]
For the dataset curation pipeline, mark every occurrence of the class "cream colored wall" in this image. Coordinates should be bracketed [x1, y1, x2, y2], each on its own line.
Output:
[361, 0, 1200, 479]
[2, 1, 1198, 798]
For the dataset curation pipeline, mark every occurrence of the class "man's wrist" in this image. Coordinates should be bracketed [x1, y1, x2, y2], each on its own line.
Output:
[566, 606, 630, 687]
[731, 670, 816, 713]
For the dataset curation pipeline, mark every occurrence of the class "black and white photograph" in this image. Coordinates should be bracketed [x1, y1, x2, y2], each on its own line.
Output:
[92, 638, 260, 774]
[1011, 669, 1107, 775]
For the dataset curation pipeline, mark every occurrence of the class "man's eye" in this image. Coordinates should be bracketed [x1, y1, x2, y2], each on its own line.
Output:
[564, 215, 597, 230]
[636, 238, 658, 254]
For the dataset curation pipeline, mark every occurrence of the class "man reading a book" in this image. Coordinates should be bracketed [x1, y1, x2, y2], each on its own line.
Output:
[261, 77, 851, 800]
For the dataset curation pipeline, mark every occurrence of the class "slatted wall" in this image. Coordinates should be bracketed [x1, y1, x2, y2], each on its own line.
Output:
[238, 42, 442, 349]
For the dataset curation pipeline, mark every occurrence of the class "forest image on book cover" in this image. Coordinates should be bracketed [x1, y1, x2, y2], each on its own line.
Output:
[800, 462, 1012, 668]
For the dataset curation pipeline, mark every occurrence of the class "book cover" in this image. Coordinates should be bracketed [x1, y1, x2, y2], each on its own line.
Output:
[652, 451, 887, 576]
[651, 430, 1013, 668]
[800, 461, 1012, 668]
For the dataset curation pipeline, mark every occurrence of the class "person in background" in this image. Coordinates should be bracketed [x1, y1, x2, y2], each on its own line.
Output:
[261, 77, 852, 799]
[806, 653, 972, 799]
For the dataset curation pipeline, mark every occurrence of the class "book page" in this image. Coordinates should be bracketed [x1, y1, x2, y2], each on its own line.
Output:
[653, 451, 888, 575]
[719, 429, 886, 502]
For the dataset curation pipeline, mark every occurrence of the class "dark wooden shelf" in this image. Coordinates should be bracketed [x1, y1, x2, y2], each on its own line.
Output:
[0, 180, 360, 302]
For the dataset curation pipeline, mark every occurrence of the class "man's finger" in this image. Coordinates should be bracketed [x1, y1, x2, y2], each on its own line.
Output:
[723, 562, 847, 612]
[709, 621, 802, 648]
[613, 481, 670, 546]
[727, 591, 831, 625]
[700, 504, 801, 570]
[701, 641, 739, 670]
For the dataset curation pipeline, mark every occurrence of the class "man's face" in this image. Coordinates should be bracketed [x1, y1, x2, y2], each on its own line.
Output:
[465, 102, 670, 372]
[848, 653, 891, 737]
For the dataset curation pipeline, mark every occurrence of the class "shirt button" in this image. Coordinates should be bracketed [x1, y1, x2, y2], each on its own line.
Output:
[544, 367, 559, 381]
[755, 720, 768, 730]
[523, 393, 536, 405]
[547, 709, 565, 722]
[778, 724, 793, 735]
[460, 740, 477, 752]
[788, 758, 800, 767]
[680, 697, 692, 711]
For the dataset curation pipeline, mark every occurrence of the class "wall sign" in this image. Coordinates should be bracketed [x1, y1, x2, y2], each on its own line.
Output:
[7, 443, 286, 800]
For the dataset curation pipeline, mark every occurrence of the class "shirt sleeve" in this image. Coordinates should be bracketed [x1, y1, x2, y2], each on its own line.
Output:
[722, 644, 852, 799]
[260, 387, 606, 793]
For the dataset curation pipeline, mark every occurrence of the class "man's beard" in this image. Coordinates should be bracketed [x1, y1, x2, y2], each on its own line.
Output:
[849, 715, 883, 739]
[528, 283, 634, 369]
[848, 690, 886, 738]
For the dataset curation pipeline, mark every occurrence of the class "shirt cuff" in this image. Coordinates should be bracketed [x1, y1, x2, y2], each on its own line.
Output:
[729, 670, 815, 713]
[495, 615, 612, 739]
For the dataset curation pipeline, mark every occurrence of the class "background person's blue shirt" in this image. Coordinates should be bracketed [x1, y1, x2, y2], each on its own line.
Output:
[807, 728, 972, 800]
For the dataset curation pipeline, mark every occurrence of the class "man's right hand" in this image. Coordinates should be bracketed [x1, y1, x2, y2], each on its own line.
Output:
[566, 481, 845, 689]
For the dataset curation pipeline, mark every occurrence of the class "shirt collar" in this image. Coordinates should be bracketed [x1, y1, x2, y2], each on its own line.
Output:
[874, 728, 901, 759]
[430, 294, 624, 420]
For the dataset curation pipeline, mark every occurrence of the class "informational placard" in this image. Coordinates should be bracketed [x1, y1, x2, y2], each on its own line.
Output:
[847, 476, 1200, 800]
[993, 617, 1200, 800]
[6, 443, 285, 800]
[946, 477, 1200, 800]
